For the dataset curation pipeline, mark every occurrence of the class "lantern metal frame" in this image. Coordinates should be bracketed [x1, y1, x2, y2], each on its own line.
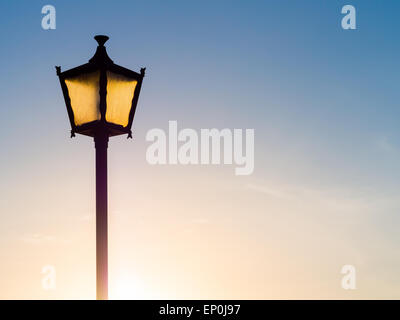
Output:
[56, 35, 145, 138]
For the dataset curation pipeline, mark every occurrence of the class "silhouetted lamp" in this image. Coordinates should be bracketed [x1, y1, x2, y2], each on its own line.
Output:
[56, 35, 145, 300]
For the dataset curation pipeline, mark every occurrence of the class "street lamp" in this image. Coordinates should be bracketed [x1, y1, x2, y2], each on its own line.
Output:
[56, 35, 145, 300]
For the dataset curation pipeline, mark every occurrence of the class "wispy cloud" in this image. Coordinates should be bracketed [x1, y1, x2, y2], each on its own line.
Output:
[374, 135, 397, 153]
[245, 184, 291, 199]
[190, 218, 210, 225]
[79, 214, 92, 221]
[20, 233, 56, 245]
[244, 181, 400, 217]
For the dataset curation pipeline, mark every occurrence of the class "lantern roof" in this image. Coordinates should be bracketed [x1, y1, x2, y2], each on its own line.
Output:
[89, 35, 113, 65]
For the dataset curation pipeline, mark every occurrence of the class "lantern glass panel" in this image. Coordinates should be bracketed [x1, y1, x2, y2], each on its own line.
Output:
[105, 71, 137, 127]
[65, 71, 101, 126]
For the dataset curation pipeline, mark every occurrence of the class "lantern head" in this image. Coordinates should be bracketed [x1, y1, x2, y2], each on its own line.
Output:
[56, 35, 145, 138]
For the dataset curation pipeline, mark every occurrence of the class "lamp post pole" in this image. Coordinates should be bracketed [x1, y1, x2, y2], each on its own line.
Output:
[56, 35, 145, 300]
[95, 131, 109, 300]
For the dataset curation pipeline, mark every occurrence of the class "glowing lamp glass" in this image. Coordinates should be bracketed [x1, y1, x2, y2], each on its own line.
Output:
[105, 71, 137, 127]
[64, 71, 101, 126]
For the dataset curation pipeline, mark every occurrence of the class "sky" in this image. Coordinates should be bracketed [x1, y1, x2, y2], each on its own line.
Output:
[0, 0, 400, 299]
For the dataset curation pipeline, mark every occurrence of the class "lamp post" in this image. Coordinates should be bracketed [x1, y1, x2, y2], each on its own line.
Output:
[56, 35, 145, 300]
